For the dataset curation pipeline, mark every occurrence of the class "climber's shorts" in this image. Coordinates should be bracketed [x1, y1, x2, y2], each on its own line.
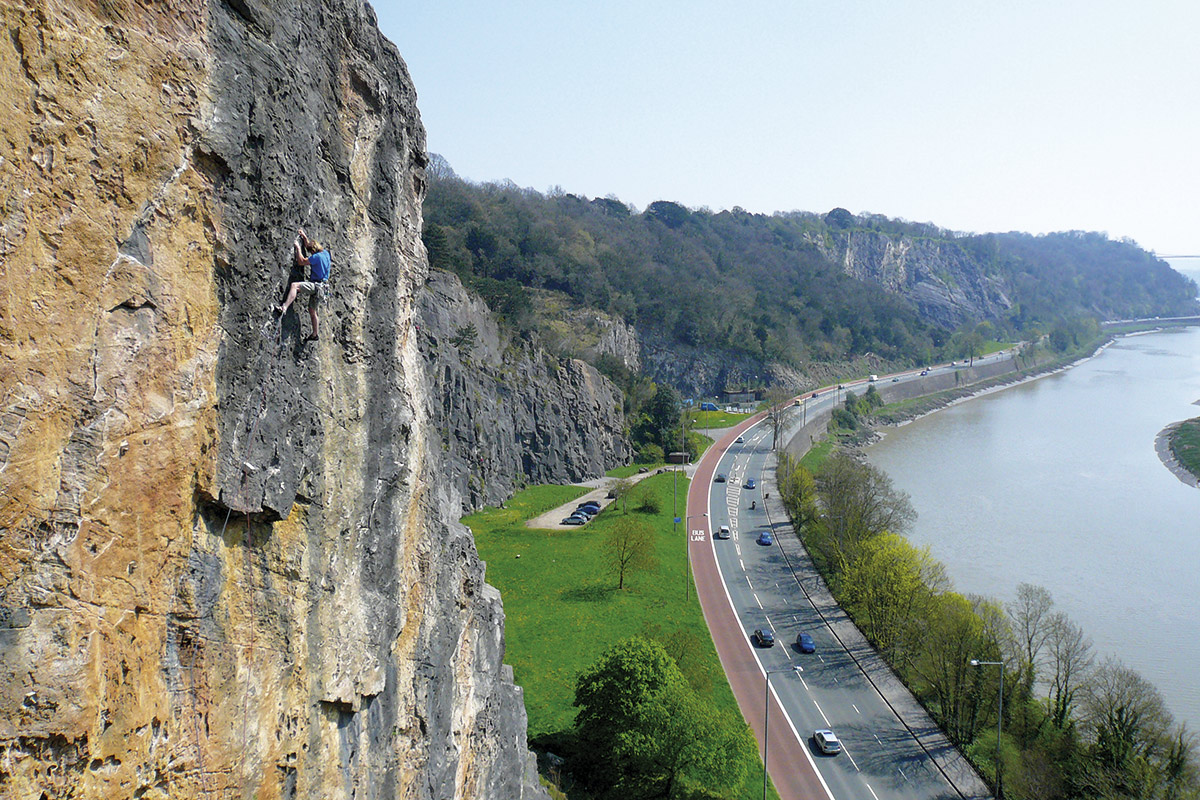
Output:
[293, 280, 326, 311]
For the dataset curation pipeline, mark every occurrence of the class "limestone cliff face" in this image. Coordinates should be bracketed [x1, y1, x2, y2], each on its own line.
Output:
[418, 271, 627, 511]
[1, 1, 547, 798]
[815, 231, 1013, 329]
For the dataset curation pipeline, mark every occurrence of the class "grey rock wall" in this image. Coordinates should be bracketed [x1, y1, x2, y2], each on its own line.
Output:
[0, 0, 550, 797]
[418, 271, 629, 511]
[815, 231, 1014, 329]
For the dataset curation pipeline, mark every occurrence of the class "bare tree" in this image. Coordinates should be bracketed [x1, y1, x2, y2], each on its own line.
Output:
[764, 386, 794, 450]
[1079, 658, 1173, 797]
[1008, 583, 1055, 692]
[1046, 611, 1093, 728]
[605, 517, 656, 590]
[610, 478, 635, 514]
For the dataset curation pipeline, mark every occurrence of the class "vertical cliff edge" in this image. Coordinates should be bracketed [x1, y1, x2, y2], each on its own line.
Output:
[0, 1, 608, 796]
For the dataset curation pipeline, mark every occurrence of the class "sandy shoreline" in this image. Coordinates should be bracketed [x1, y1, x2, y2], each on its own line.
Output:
[1156, 421, 1200, 490]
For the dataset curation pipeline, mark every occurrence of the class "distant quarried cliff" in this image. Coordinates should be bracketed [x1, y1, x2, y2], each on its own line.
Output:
[816, 231, 1014, 329]
[0, 1, 606, 797]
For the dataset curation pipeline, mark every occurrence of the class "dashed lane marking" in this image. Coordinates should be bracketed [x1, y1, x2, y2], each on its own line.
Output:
[811, 697, 831, 727]
[754, 593, 763, 609]
[853, 704, 860, 715]
[865, 781, 880, 800]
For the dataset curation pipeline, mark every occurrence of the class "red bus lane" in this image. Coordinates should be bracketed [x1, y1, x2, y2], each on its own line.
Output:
[687, 416, 833, 800]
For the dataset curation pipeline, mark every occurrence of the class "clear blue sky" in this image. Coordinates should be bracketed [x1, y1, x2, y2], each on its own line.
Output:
[375, 1, 1200, 256]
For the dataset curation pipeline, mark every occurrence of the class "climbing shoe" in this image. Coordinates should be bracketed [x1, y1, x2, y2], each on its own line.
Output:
[305, 333, 319, 343]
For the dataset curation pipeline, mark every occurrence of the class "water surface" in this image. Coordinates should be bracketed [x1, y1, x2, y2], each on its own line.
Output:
[867, 327, 1200, 729]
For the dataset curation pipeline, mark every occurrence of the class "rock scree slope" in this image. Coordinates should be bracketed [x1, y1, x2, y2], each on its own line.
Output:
[0, 0, 615, 797]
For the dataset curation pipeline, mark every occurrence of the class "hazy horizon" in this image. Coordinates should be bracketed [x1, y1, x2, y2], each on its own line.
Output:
[376, 1, 1200, 256]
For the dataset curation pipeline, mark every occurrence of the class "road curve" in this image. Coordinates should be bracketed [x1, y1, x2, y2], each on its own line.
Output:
[686, 415, 834, 800]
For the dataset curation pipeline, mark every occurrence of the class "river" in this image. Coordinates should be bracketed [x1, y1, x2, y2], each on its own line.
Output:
[866, 327, 1200, 731]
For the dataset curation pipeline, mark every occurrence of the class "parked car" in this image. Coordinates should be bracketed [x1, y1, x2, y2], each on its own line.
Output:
[745, 478, 756, 490]
[561, 515, 586, 526]
[756, 530, 773, 546]
[796, 632, 816, 653]
[714, 473, 726, 483]
[752, 628, 775, 647]
[715, 525, 731, 539]
[814, 729, 842, 755]
[735, 435, 744, 444]
[577, 502, 600, 512]
[572, 508, 596, 520]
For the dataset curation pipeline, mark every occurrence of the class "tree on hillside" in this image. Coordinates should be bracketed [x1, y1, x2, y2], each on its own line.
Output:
[1007, 583, 1055, 697]
[837, 532, 946, 659]
[1078, 659, 1175, 798]
[1046, 612, 1094, 729]
[813, 453, 915, 566]
[605, 517, 656, 590]
[574, 637, 757, 799]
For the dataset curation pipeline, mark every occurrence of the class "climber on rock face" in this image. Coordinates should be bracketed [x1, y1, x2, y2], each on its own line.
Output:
[274, 228, 331, 342]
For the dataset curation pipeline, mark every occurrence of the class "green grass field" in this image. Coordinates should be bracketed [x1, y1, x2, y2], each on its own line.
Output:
[466, 472, 778, 800]
[686, 408, 754, 430]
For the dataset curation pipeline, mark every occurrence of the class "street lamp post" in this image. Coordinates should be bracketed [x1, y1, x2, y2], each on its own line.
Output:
[762, 666, 800, 800]
[684, 512, 706, 601]
[970, 658, 1005, 800]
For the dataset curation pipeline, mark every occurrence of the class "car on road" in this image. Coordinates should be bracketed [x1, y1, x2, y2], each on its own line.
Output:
[752, 628, 775, 647]
[796, 632, 815, 653]
[715, 525, 731, 539]
[561, 515, 586, 525]
[756, 530, 773, 546]
[920, 369, 929, 376]
[714, 473, 726, 483]
[735, 435, 744, 444]
[811, 391, 819, 398]
[745, 478, 756, 490]
[814, 729, 842, 755]
[892, 377, 900, 382]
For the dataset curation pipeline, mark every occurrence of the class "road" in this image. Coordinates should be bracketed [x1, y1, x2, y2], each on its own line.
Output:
[686, 359, 998, 800]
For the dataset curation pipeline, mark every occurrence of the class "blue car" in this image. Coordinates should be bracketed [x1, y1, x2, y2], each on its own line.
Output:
[745, 478, 756, 490]
[756, 531, 773, 546]
[797, 632, 816, 653]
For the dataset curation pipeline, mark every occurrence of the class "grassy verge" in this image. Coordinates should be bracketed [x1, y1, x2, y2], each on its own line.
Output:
[605, 462, 662, 478]
[467, 472, 778, 800]
[1168, 417, 1200, 480]
[686, 409, 754, 429]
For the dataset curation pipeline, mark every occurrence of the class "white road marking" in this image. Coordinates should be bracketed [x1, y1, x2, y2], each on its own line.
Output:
[745, 575, 752, 589]
[899, 767, 909, 783]
[811, 697, 831, 726]
[739, 559, 746, 571]
[754, 593, 762, 609]
[843, 745, 861, 772]
[852, 704, 861, 715]
[865, 781, 880, 800]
